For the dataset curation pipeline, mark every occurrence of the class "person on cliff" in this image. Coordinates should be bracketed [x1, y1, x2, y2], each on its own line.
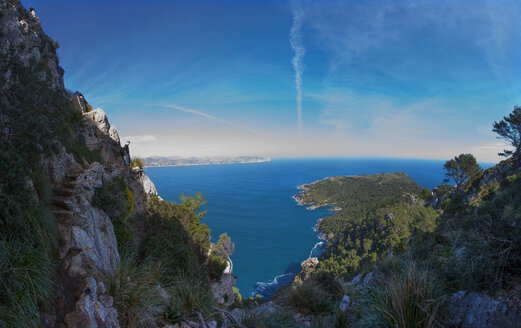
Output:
[122, 141, 131, 166]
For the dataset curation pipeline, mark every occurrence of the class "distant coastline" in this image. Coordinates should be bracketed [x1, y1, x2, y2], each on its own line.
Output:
[143, 155, 271, 168]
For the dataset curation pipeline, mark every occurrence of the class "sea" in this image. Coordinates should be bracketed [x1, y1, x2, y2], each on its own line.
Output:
[144, 158, 481, 298]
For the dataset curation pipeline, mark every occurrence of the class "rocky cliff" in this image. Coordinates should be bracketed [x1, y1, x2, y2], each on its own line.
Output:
[1, 1, 232, 327]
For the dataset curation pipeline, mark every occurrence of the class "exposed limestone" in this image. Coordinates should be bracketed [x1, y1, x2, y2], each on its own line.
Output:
[60, 163, 120, 276]
[339, 295, 351, 312]
[210, 273, 235, 307]
[78, 107, 124, 167]
[294, 257, 319, 284]
[64, 277, 119, 328]
[0, 0, 64, 89]
[350, 270, 379, 288]
[447, 290, 521, 328]
[47, 163, 120, 327]
[43, 147, 82, 184]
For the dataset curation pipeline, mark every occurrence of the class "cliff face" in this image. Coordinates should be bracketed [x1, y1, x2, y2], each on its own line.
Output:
[1, 2, 235, 327]
[0, 0, 63, 89]
[0, 1, 158, 326]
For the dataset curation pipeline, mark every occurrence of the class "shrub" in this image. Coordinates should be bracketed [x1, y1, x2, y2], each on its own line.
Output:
[164, 274, 217, 325]
[311, 310, 351, 328]
[419, 188, 432, 201]
[232, 286, 242, 304]
[277, 281, 335, 315]
[108, 253, 165, 328]
[355, 260, 445, 328]
[32, 167, 52, 206]
[207, 252, 228, 280]
[132, 157, 144, 169]
[144, 196, 210, 273]
[0, 49, 89, 327]
[308, 271, 345, 302]
[240, 308, 300, 328]
[93, 176, 134, 248]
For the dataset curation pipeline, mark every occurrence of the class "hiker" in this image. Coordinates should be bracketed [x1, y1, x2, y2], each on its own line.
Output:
[122, 141, 131, 166]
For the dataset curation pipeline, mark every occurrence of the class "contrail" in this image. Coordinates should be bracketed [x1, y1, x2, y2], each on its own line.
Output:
[165, 104, 261, 134]
[290, 0, 305, 134]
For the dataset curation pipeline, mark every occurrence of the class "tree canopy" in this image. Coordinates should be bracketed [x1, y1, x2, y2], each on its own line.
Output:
[215, 233, 235, 259]
[493, 105, 521, 164]
[443, 153, 481, 192]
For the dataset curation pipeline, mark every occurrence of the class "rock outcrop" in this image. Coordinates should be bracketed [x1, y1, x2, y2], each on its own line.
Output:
[46, 102, 160, 327]
[74, 92, 125, 167]
[0, 2, 164, 326]
[447, 290, 521, 328]
[294, 257, 319, 284]
[0, 0, 64, 89]
[210, 274, 235, 307]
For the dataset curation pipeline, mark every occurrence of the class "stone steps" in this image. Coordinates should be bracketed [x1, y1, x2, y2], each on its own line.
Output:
[62, 181, 77, 189]
[50, 168, 84, 223]
[67, 173, 81, 180]
[52, 196, 70, 210]
[51, 207, 73, 222]
[53, 188, 74, 197]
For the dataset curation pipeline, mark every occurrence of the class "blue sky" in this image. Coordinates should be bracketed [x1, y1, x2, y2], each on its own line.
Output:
[23, 0, 521, 162]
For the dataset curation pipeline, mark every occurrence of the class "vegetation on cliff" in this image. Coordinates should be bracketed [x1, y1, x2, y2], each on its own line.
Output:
[298, 173, 438, 276]
[103, 191, 226, 326]
[1, 3, 229, 326]
[0, 44, 102, 327]
[252, 106, 521, 327]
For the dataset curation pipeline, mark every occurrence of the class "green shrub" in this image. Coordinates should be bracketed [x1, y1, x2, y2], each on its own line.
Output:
[419, 188, 432, 201]
[0, 203, 57, 328]
[240, 308, 300, 328]
[143, 196, 211, 277]
[311, 310, 351, 328]
[132, 157, 145, 169]
[277, 281, 335, 315]
[32, 167, 53, 206]
[355, 260, 445, 328]
[425, 171, 521, 291]
[164, 274, 217, 325]
[93, 176, 134, 248]
[207, 253, 228, 280]
[108, 253, 165, 328]
[232, 286, 243, 305]
[0, 49, 87, 327]
[308, 271, 345, 301]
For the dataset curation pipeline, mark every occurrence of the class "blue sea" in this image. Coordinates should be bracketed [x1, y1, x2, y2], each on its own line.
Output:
[144, 158, 450, 298]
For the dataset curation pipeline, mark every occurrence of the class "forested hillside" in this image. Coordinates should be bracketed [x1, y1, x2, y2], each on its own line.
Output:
[296, 173, 438, 276]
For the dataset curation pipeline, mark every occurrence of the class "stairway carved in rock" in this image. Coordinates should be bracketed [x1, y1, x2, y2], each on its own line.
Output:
[50, 170, 83, 224]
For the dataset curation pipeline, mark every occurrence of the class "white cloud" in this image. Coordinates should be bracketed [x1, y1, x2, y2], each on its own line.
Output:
[121, 134, 157, 144]
[290, 0, 305, 134]
[164, 104, 262, 135]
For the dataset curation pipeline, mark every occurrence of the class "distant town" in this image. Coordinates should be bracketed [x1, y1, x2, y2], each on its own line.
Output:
[142, 156, 271, 167]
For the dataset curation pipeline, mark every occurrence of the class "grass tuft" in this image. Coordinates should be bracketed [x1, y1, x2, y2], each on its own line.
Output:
[277, 281, 335, 315]
[164, 274, 217, 325]
[108, 253, 165, 328]
[355, 259, 445, 328]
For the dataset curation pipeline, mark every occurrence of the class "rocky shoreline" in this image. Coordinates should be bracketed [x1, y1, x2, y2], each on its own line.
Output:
[293, 181, 340, 241]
